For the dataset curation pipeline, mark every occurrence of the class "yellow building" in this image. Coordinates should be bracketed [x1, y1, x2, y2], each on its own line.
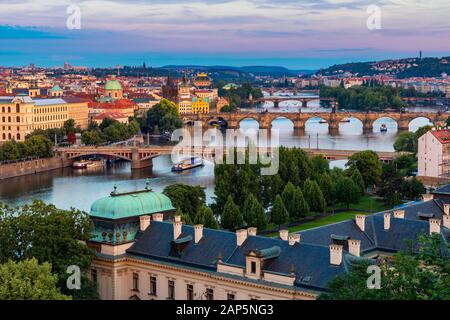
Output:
[177, 99, 192, 115]
[191, 97, 209, 114]
[0, 95, 89, 142]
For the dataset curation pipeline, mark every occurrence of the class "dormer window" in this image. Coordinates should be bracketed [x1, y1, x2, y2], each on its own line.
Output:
[250, 261, 257, 274]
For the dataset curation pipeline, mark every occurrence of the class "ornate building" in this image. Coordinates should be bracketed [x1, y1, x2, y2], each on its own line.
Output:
[87, 183, 450, 300]
[191, 97, 209, 114]
[193, 73, 212, 88]
[104, 76, 123, 100]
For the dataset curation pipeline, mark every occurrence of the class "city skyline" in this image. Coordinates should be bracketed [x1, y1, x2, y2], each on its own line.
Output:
[1, 0, 450, 69]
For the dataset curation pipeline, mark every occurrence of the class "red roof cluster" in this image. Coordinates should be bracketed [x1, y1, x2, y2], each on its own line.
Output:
[431, 129, 450, 144]
[89, 99, 136, 109]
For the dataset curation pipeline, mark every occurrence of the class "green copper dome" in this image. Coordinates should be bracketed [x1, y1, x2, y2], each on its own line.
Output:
[90, 186, 174, 220]
[50, 85, 62, 91]
[104, 78, 122, 91]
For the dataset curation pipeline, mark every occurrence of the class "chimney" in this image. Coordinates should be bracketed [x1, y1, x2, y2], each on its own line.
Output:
[279, 229, 289, 241]
[194, 224, 203, 244]
[355, 215, 365, 232]
[422, 194, 434, 201]
[288, 233, 300, 246]
[173, 217, 182, 240]
[444, 204, 450, 215]
[384, 213, 391, 230]
[236, 229, 247, 246]
[139, 215, 151, 231]
[348, 239, 361, 257]
[329, 244, 343, 266]
[247, 227, 257, 236]
[429, 218, 441, 235]
[393, 210, 405, 219]
[152, 213, 163, 222]
[443, 215, 450, 229]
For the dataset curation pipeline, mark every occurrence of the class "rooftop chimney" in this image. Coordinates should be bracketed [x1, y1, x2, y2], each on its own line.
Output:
[139, 215, 151, 231]
[247, 227, 257, 236]
[236, 229, 247, 246]
[288, 233, 300, 246]
[152, 213, 163, 222]
[444, 204, 450, 215]
[429, 218, 441, 235]
[329, 244, 343, 266]
[173, 216, 182, 240]
[393, 210, 405, 219]
[348, 239, 361, 257]
[194, 224, 203, 244]
[279, 229, 289, 241]
[443, 215, 450, 229]
[422, 194, 434, 201]
[384, 213, 391, 230]
[355, 215, 365, 232]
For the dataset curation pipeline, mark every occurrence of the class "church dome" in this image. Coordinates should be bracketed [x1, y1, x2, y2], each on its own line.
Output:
[104, 76, 123, 91]
[90, 185, 175, 220]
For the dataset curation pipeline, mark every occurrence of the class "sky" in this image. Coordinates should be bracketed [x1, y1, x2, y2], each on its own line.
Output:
[0, 0, 449, 69]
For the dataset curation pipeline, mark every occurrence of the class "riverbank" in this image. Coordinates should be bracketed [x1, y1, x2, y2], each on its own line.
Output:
[0, 152, 73, 180]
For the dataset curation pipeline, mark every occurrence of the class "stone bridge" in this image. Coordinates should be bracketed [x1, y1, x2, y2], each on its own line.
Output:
[252, 96, 329, 108]
[183, 111, 450, 134]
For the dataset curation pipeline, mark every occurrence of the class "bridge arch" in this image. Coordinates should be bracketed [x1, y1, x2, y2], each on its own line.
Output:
[304, 115, 329, 134]
[238, 116, 260, 129]
[270, 116, 295, 130]
[68, 151, 132, 161]
[372, 116, 398, 133]
[408, 116, 433, 132]
[338, 117, 363, 135]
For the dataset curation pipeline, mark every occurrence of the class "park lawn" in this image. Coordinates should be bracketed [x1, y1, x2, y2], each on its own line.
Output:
[266, 211, 370, 237]
[328, 195, 389, 213]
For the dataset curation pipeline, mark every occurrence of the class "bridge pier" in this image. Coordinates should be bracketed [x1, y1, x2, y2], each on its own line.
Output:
[363, 122, 373, 134]
[301, 101, 308, 108]
[397, 120, 409, 132]
[273, 100, 280, 108]
[131, 147, 153, 170]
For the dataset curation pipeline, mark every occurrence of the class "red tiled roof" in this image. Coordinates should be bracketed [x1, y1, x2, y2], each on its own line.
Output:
[93, 112, 128, 120]
[431, 129, 450, 144]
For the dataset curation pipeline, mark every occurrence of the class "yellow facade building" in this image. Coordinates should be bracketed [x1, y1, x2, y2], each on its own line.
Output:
[0, 95, 89, 143]
[191, 97, 209, 114]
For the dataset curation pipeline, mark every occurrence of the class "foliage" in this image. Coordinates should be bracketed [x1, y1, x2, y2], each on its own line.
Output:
[282, 182, 310, 219]
[0, 258, 71, 300]
[303, 179, 326, 213]
[0, 134, 54, 161]
[81, 119, 140, 145]
[242, 193, 267, 230]
[349, 168, 365, 194]
[163, 184, 206, 220]
[271, 195, 289, 228]
[394, 131, 417, 153]
[347, 150, 382, 187]
[194, 205, 219, 229]
[333, 176, 361, 208]
[221, 196, 243, 230]
[146, 99, 182, 133]
[0, 200, 97, 299]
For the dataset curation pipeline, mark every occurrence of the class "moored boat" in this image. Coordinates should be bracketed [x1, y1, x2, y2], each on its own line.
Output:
[73, 160, 89, 169]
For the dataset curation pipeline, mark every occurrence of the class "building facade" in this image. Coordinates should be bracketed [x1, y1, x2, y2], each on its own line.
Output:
[418, 129, 450, 178]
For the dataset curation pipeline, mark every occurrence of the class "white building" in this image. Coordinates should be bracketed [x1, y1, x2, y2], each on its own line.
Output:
[418, 129, 450, 178]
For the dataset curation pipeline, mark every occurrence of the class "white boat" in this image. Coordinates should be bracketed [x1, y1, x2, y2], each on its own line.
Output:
[380, 124, 388, 132]
[340, 118, 351, 123]
[73, 160, 89, 169]
[86, 159, 104, 168]
[172, 157, 204, 172]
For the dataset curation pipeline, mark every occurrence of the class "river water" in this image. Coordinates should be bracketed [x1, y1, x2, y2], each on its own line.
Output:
[0, 99, 437, 212]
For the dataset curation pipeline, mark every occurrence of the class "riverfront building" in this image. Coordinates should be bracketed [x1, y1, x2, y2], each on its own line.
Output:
[418, 128, 450, 179]
[88, 183, 450, 300]
[0, 95, 89, 142]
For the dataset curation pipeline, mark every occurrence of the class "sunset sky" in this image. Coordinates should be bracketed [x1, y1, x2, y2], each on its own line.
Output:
[1, 0, 449, 69]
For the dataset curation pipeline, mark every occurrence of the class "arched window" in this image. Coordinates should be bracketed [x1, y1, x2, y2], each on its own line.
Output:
[2, 133, 5, 140]
[16, 133, 20, 140]
[7, 116, 11, 122]
[1, 107, 4, 112]
[8, 133, 11, 139]
[7, 107, 11, 113]
[16, 116, 20, 123]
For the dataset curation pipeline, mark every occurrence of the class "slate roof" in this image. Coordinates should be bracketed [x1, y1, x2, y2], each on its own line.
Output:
[434, 185, 450, 195]
[379, 198, 450, 221]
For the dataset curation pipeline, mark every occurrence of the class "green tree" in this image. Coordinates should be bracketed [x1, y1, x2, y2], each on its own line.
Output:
[0, 259, 71, 300]
[318, 173, 333, 205]
[163, 184, 206, 223]
[221, 196, 243, 230]
[394, 131, 417, 153]
[0, 200, 97, 300]
[311, 155, 329, 175]
[194, 205, 218, 229]
[349, 168, 365, 195]
[303, 179, 326, 214]
[63, 119, 77, 134]
[414, 125, 432, 140]
[146, 99, 182, 133]
[334, 176, 361, 208]
[271, 195, 289, 228]
[81, 130, 105, 146]
[23, 135, 54, 158]
[0, 140, 21, 161]
[242, 194, 266, 230]
[347, 150, 382, 188]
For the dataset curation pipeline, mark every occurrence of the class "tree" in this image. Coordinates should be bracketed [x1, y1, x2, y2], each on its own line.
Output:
[311, 155, 329, 175]
[321, 234, 450, 300]
[303, 179, 326, 213]
[176, 207, 192, 225]
[350, 168, 365, 195]
[318, 173, 333, 205]
[282, 183, 310, 219]
[271, 195, 289, 228]
[221, 196, 243, 230]
[81, 130, 105, 146]
[0, 200, 97, 299]
[23, 135, 54, 158]
[146, 99, 182, 133]
[394, 131, 417, 153]
[377, 163, 404, 202]
[333, 176, 361, 208]
[163, 184, 206, 223]
[242, 194, 266, 230]
[63, 119, 77, 134]
[414, 125, 432, 140]
[347, 150, 382, 188]
[0, 259, 70, 300]
[0, 140, 21, 161]
[194, 205, 218, 229]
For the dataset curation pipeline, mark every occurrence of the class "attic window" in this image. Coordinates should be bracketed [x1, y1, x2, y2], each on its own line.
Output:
[300, 276, 311, 284]
[417, 212, 434, 220]
[251, 261, 257, 274]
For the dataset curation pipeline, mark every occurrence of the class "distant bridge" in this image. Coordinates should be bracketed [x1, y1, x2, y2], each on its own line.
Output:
[57, 145, 404, 170]
[183, 111, 450, 134]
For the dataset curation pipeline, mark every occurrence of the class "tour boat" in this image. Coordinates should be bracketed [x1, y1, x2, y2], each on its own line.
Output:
[380, 124, 388, 132]
[172, 157, 204, 172]
[340, 118, 351, 123]
[86, 159, 105, 168]
[319, 120, 328, 124]
[73, 160, 89, 169]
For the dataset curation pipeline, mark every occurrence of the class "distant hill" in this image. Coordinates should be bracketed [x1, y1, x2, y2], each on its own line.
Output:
[317, 56, 450, 78]
[162, 65, 315, 77]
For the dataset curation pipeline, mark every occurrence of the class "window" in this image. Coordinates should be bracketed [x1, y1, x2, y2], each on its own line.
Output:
[168, 280, 175, 300]
[16, 133, 20, 140]
[16, 116, 20, 123]
[187, 284, 194, 300]
[206, 288, 214, 300]
[251, 261, 257, 274]
[149, 276, 157, 296]
[91, 269, 97, 284]
[227, 293, 235, 300]
[16, 104, 20, 113]
[132, 273, 139, 291]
